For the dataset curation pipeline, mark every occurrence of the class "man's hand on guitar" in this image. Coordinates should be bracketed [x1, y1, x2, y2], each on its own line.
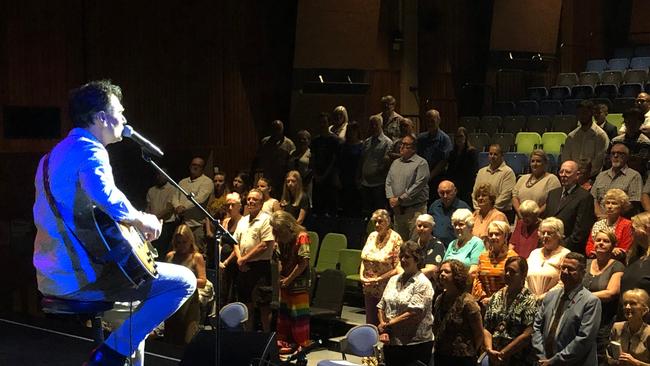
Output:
[133, 213, 163, 241]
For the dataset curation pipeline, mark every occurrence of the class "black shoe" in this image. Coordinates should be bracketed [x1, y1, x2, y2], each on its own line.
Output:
[82, 343, 127, 366]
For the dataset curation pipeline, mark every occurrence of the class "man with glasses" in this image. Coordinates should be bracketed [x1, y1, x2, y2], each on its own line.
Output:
[373, 95, 404, 141]
[611, 107, 650, 178]
[620, 92, 650, 135]
[592, 142, 643, 216]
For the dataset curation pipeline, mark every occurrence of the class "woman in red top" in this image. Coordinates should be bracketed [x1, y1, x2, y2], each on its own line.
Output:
[585, 188, 633, 261]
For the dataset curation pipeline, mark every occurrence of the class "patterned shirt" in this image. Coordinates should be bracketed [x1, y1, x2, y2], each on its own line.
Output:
[473, 162, 516, 211]
[360, 133, 393, 187]
[361, 230, 402, 298]
[591, 166, 643, 206]
[378, 272, 434, 345]
[233, 211, 274, 262]
[433, 291, 482, 357]
[472, 248, 519, 300]
[278, 232, 310, 292]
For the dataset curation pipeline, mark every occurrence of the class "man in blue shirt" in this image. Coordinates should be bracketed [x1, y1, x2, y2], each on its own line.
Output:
[416, 109, 453, 203]
[428, 180, 471, 247]
[33, 80, 196, 366]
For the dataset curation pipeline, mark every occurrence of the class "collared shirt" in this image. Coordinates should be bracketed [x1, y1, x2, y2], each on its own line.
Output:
[428, 198, 471, 247]
[233, 211, 274, 262]
[33, 128, 141, 296]
[385, 154, 430, 207]
[172, 174, 214, 227]
[260, 135, 296, 155]
[360, 133, 393, 187]
[612, 133, 650, 177]
[146, 183, 176, 223]
[563, 123, 610, 176]
[473, 161, 516, 211]
[591, 166, 643, 205]
[610, 322, 650, 363]
[374, 111, 404, 141]
[416, 130, 453, 172]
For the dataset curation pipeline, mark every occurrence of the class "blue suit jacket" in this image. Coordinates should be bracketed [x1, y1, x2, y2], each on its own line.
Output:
[532, 286, 602, 365]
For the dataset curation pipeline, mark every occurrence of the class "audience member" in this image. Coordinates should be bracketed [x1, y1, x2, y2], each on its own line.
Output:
[472, 144, 516, 220]
[289, 130, 312, 206]
[280, 170, 309, 225]
[206, 171, 230, 217]
[471, 183, 508, 243]
[532, 252, 601, 365]
[209, 192, 241, 304]
[146, 169, 177, 256]
[385, 134, 430, 240]
[378, 241, 434, 366]
[172, 157, 214, 253]
[562, 99, 610, 178]
[621, 213, 650, 295]
[428, 180, 471, 247]
[260, 119, 296, 154]
[594, 103, 619, 141]
[338, 121, 363, 217]
[472, 221, 518, 306]
[433, 259, 484, 365]
[526, 217, 571, 300]
[583, 229, 625, 365]
[620, 92, 650, 134]
[512, 150, 561, 218]
[232, 171, 252, 210]
[360, 209, 403, 325]
[483, 256, 537, 366]
[443, 208, 485, 268]
[644, 178, 650, 213]
[255, 177, 281, 214]
[164, 224, 206, 345]
[577, 160, 593, 192]
[329, 105, 349, 141]
[544, 160, 595, 253]
[509, 200, 542, 259]
[414, 214, 446, 279]
[270, 211, 311, 355]
[585, 189, 633, 260]
[417, 109, 453, 202]
[446, 127, 479, 205]
[360, 115, 392, 217]
[374, 94, 403, 141]
[311, 112, 341, 216]
[608, 289, 650, 365]
[388, 117, 415, 160]
[611, 107, 650, 178]
[592, 142, 643, 217]
[233, 189, 274, 332]
[251, 120, 292, 197]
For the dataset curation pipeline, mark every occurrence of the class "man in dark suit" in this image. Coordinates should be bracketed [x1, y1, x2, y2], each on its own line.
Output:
[532, 252, 601, 365]
[544, 160, 595, 253]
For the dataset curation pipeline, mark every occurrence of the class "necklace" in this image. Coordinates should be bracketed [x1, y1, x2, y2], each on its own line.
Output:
[525, 173, 545, 188]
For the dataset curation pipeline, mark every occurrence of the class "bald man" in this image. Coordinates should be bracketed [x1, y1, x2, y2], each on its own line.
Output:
[427, 180, 471, 247]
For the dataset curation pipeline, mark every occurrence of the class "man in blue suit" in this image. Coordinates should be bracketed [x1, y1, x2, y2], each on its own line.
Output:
[532, 252, 601, 365]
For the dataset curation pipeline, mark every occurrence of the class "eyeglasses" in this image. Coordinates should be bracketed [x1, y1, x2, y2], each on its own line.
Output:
[611, 151, 627, 157]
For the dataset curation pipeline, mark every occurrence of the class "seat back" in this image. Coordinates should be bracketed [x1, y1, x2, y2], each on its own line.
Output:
[585, 59, 608, 72]
[579, 71, 600, 86]
[219, 302, 248, 329]
[613, 97, 636, 113]
[525, 115, 551, 135]
[571, 85, 594, 99]
[549, 86, 571, 101]
[308, 231, 320, 267]
[503, 152, 529, 176]
[41, 296, 114, 315]
[631, 56, 650, 70]
[595, 84, 619, 99]
[552, 115, 578, 134]
[526, 87, 548, 102]
[601, 71, 624, 85]
[620, 83, 643, 98]
[562, 99, 582, 115]
[541, 132, 567, 156]
[501, 115, 525, 134]
[490, 133, 515, 152]
[478, 151, 489, 168]
[459, 116, 481, 132]
[315, 233, 347, 272]
[556, 72, 578, 87]
[480, 115, 501, 135]
[338, 249, 362, 278]
[539, 100, 562, 116]
[311, 269, 346, 316]
[515, 132, 542, 154]
[341, 324, 379, 357]
[608, 58, 630, 71]
[468, 133, 490, 152]
[516, 100, 539, 116]
[493, 101, 515, 117]
[624, 69, 648, 84]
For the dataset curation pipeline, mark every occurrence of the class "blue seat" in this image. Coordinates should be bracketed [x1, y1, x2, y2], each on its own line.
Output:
[620, 83, 643, 98]
[317, 324, 379, 366]
[631, 56, 650, 70]
[562, 99, 583, 115]
[526, 87, 548, 101]
[549, 86, 571, 100]
[571, 85, 595, 99]
[219, 302, 248, 329]
[539, 100, 562, 116]
[478, 151, 489, 168]
[494, 101, 515, 117]
[585, 59, 608, 72]
[503, 152, 529, 176]
[516, 100, 539, 116]
[546, 154, 558, 174]
[595, 84, 619, 99]
[608, 58, 630, 71]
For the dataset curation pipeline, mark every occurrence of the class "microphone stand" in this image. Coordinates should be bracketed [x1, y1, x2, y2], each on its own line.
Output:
[140, 151, 235, 366]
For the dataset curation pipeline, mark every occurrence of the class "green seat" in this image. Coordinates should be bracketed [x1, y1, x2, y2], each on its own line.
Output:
[307, 231, 320, 268]
[608, 113, 624, 129]
[338, 249, 362, 286]
[541, 132, 567, 156]
[315, 233, 347, 272]
[515, 132, 542, 154]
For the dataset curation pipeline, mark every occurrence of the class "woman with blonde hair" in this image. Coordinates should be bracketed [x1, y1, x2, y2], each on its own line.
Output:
[525, 217, 570, 300]
[472, 221, 518, 305]
[269, 211, 311, 354]
[330, 105, 349, 141]
[608, 289, 650, 365]
[585, 188, 633, 260]
[280, 170, 309, 224]
[512, 150, 560, 218]
[472, 183, 507, 243]
[621, 213, 650, 298]
[509, 200, 541, 258]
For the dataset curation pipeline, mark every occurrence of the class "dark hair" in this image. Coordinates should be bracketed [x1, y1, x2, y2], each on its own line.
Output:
[319, 112, 330, 122]
[578, 99, 595, 110]
[565, 252, 587, 272]
[505, 256, 529, 278]
[489, 143, 503, 155]
[440, 259, 469, 292]
[400, 240, 425, 269]
[256, 176, 273, 190]
[69, 80, 123, 128]
[233, 171, 252, 193]
[623, 107, 644, 123]
[456, 126, 472, 150]
[345, 121, 361, 141]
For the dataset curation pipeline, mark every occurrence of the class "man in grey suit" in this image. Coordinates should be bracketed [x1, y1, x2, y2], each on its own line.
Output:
[532, 252, 601, 365]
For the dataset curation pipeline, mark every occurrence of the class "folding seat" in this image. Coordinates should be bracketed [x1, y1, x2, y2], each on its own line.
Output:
[615, 47, 634, 59]
[601, 70, 624, 85]
[493, 101, 516, 117]
[526, 87, 548, 102]
[619, 83, 643, 98]
[468, 133, 490, 152]
[541, 132, 567, 157]
[526, 115, 551, 135]
[480, 116, 501, 136]
[501, 115, 525, 134]
[608, 58, 630, 71]
[594, 84, 619, 99]
[623, 69, 648, 84]
[579, 72, 600, 87]
[549, 86, 571, 101]
[516, 100, 539, 116]
[503, 152, 529, 176]
[515, 132, 542, 154]
[590, 98, 613, 111]
[571, 85, 595, 99]
[562, 99, 583, 115]
[478, 151, 489, 168]
[630, 56, 650, 70]
[585, 59, 608, 72]
[552, 115, 578, 134]
[539, 100, 563, 116]
[459, 116, 480, 132]
[556, 73, 579, 87]
[613, 97, 635, 113]
[634, 46, 650, 57]
[490, 133, 515, 152]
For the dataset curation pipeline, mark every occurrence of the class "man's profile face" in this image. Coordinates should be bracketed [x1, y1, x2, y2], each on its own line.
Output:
[101, 94, 127, 145]
[558, 161, 579, 187]
[636, 93, 650, 113]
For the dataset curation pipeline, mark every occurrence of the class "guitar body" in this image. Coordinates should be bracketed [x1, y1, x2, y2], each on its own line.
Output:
[91, 207, 159, 288]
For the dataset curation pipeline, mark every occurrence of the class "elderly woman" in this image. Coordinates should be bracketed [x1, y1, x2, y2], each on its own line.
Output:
[433, 259, 484, 365]
[329, 105, 349, 141]
[583, 229, 625, 365]
[483, 256, 537, 366]
[472, 183, 507, 242]
[512, 150, 561, 218]
[526, 217, 570, 300]
[280, 170, 309, 225]
[509, 200, 541, 259]
[621, 213, 650, 297]
[255, 177, 281, 214]
[472, 221, 519, 305]
[269, 211, 311, 355]
[360, 209, 403, 325]
[444, 208, 485, 268]
[585, 189, 633, 260]
[378, 241, 434, 366]
[608, 289, 650, 365]
[414, 214, 446, 279]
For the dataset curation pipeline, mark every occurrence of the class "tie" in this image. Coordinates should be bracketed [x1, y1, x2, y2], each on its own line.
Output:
[544, 294, 568, 357]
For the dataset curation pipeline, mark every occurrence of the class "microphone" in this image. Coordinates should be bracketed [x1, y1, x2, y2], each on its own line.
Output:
[122, 125, 164, 157]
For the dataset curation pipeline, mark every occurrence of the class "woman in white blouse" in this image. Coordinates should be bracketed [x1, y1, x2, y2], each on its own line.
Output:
[526, 217, 570, 301]
[512, 150, 560, 219]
